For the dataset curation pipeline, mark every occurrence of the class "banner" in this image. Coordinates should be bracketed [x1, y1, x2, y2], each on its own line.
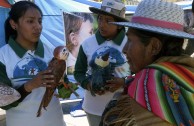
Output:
[63, 12, 97, 99]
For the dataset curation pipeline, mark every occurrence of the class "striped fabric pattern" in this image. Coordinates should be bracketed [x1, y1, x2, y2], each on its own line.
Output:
[128, 62, 194, 125]
[149, 62, 194, 93]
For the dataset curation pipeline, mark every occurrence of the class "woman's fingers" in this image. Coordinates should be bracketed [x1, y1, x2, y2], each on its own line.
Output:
[42, 74, 54, 81]
[40, 70, 55, 87]
[42, 69, 52, 74]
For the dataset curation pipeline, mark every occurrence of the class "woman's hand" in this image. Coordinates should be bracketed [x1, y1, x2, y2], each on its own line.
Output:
[105, 77, 125, 93]
[24, 69, 55, 92]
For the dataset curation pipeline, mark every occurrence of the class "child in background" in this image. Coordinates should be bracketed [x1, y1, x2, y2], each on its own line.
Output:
[74, 0, 130, 125]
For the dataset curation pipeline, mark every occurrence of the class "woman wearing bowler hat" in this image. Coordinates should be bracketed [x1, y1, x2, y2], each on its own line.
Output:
[101, 0, 194, 125]
[74, 0, 130, 125]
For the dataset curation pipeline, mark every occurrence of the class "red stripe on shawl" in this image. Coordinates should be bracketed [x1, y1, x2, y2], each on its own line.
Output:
[128, 69, 165, 119]
[147, 69, 165, 119]
[160, 62, 194, 89]
[128, 69, 146, 108]
[136, 69, 147, 107]
[128, 76, 137, 98]
[176, 65, 194, 83]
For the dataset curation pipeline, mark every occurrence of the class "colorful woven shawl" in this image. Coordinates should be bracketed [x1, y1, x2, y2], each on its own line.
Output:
[128, 62, 194, 126]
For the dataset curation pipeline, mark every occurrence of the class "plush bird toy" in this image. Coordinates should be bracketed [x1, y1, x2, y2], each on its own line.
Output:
[37, 46, 78, 117]
[0, 83, 21, 107]
[90, 52, 113, 96]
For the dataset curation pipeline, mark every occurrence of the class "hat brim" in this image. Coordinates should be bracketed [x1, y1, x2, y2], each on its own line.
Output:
[112, 22, 194, 40]
[89, 7, 128, 22]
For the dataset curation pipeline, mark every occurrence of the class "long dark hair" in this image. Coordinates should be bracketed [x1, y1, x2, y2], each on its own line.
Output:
[4, 1, 43, 43]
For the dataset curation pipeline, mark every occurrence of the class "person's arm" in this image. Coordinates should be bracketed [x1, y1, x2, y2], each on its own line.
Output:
[0, 61, 54, 110]
[0, 61, 31, 110]
[74, 46, 90, 89]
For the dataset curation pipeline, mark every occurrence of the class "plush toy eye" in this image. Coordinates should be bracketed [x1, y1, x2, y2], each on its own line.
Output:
[62, 48, 66, 52]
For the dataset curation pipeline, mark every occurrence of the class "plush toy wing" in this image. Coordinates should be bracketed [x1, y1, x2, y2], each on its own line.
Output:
[37, 46, 69, 117]
[0, 84, 21, 107]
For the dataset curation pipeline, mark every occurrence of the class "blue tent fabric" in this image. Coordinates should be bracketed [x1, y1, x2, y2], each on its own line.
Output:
[73, 0, 136, 13]
[73, 0, 136, 11]
[0, 7, 10, 48]
[73, 0, 101, 8]
[7, 0, 14, 5]
[36, 0, 91, 15]
[35, 0, 93, 47]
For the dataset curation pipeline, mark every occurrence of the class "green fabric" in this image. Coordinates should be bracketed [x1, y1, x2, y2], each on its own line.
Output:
[95, 29, 125, 45]
[181, 87, 194, 118]
[74, 46, 90, 89]
[1, 102, 20, 110]
[0, 61, 20, 110]
[0, 61, 12, 86]
[7, 0, 15, 4]
[8, 36, 44, 58]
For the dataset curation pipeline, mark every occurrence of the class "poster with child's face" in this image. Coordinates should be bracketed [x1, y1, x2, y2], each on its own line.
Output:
[63, 12, 97, 76]
[63, 12, 97, 86]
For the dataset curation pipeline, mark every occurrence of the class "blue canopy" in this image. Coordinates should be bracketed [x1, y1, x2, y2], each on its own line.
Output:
[35, 0, 94, 48]
[0, 7, 10, 47]
[73, 0, 137, 13]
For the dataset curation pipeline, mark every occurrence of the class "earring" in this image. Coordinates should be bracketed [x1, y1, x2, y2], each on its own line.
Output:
[13, 26, 16, 30]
